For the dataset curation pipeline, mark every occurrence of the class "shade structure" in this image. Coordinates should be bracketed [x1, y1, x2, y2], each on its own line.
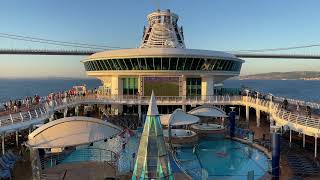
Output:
[160, 109, 200, 126]
[132, 91, 174, 180]
[26, 116, 122, 149]
[188, 106, 228, 118]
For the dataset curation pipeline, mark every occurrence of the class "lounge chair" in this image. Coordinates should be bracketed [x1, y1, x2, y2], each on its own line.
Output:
[7, 150, 21, 160]
[0, 159, 13, 169]
[5, 151, 21, 161]
[0, 169, 11, 180]
[2, 155, 15, 163]
[0, 157, 14, 166]
[1, 156, 15, 164]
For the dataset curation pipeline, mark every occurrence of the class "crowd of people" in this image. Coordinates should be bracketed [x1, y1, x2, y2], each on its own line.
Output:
[0, 95, 41, 113]
[242, 88, 316, 118]
[0, 86, 96, 115]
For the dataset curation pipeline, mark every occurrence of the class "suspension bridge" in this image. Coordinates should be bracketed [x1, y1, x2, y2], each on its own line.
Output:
[1, 49, 320, 59]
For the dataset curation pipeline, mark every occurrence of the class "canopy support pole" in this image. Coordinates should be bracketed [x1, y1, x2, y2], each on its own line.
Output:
[315, 136, 317, 158]
[289, 129, 292, 147]
[2, 135, 4, 155]
[16, 131, 19, 147]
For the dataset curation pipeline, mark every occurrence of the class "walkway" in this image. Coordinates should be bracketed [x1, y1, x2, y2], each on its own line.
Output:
[0, 95, 318, 140]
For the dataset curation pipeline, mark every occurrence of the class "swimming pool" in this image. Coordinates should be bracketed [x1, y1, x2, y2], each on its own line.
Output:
[175, 137, 270, 180]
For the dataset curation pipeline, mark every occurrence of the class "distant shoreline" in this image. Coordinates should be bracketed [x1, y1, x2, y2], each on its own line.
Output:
[0, 77, 96, 80]
[237, 78, 320, 81]
[235, 71, 320, 81]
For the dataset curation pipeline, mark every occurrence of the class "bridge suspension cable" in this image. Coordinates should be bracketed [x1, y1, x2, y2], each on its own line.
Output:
[229, 43, 320, 53]
[1, 32, 320, 54]
[0, 32, 127, 50]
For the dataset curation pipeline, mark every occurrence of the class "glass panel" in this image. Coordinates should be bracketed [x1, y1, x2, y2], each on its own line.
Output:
[99, 60, 107, 70]
[84, 62, 89, 71]
[209, 59, 216, 70]
[154, 58, 161, 70]
[184, 58, 192, 70]
[131, 58, 139, 70]
[169, 57, 177, 70]
[102, 60, 109, 70]
[146, 58, 154, 70]
[186, 78, 201, 96]
[85, 62, 90, 71]
[161, 58, 169, 70]
[138, 58, 146, 70]
[218, 60, 226, 70]
[92, 61, 100, 70]
[224, 60, 231, 71]
[107, 59, 115, 70]
[212, 60, 220, 70]
[122, 78, 138, 95]
[176, 58, 184, 70]
[116, 59, 124, 70]
[197, 59, 205, 70]
[124, 59, 132, 70]
[99, 60, 105, 70]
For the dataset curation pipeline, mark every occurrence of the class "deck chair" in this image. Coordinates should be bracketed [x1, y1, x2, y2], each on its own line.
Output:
[0, 159, 13, 169]
[0, 169, 11, 180]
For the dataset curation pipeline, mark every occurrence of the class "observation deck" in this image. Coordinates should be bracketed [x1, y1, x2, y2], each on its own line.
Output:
[82, 9, 244, 99]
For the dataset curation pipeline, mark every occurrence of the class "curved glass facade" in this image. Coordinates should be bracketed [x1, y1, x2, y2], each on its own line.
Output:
[84, 57, 242, 72]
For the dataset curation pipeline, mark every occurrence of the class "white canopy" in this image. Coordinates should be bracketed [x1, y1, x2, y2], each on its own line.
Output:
[26, 116, 122, 149]
[188, 106, 228, 118]
[160, 109, 200, 126]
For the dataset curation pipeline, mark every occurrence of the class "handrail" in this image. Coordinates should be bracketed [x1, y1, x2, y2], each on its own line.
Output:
[0, 95, 319, 136]
[40, 148, 118, 170]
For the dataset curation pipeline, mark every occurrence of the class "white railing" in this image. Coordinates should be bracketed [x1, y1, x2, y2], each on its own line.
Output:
[40, 148, 117, 170]
[0, 95, 319, 136]
[245, 96, 320, 134]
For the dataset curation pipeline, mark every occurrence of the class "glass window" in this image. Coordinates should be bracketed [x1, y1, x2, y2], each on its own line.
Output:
[218, 60, 225, 70]
[224, 61, 231, 71]
[190, 58, 198, 70]
[101, 60, 108, 70]
[187, 78, 201, 96]
[162, 58, 169, 70]
[90, 61, 96, 71]
[138, 58, 145, 70]
[176, 58, 185, 70]
[197, 59, 205, 70]
[184, 58, 193, 70]
[103, 60, 111, 70]
[227, 61, 234, 71]
[84, 62, 89, 71]
[115, 59, 124, 70]
[170, 57, 177, 70]
[146, 58, 154, 70]
[131, 58, 139, 70]
[124, 59, 132, 70]
[99, 60, 107, 70]
[92, 61, 100, 70]
[154, 58, 161, 70]
[122, 78, 138, 95]
[212, 60, 221, 70]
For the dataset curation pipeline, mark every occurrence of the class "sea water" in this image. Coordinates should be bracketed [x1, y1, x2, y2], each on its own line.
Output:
[0, 78, 319, 103]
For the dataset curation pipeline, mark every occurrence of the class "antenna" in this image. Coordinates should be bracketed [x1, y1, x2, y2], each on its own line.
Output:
[153, 0, 160, 10]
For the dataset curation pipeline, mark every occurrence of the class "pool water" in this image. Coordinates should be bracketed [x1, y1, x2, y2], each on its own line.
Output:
[176, 138, 270, 180]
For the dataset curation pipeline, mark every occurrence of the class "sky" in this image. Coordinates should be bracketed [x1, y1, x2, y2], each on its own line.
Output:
[0, 0, 319, 78]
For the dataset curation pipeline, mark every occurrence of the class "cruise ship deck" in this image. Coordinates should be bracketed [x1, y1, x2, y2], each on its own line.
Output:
[0, 8, 319, 180]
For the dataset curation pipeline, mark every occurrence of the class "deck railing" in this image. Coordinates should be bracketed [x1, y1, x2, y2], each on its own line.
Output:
[40, 148, 117, 170]
[0, 95, 319, 136]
